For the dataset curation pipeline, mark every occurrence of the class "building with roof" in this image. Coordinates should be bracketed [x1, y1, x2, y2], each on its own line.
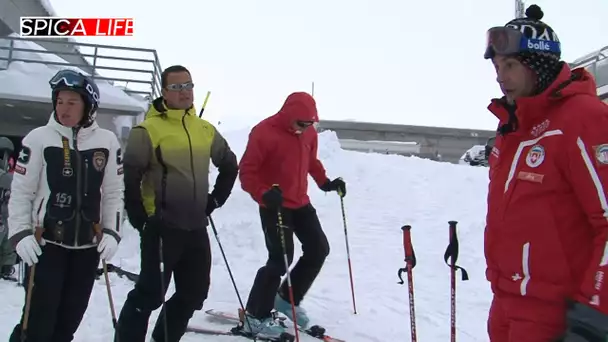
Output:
[0, 0, 162, 152]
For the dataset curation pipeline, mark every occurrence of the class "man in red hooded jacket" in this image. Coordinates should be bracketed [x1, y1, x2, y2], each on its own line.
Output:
[238, 92, 346, 338]
[484, 4, 608, 342]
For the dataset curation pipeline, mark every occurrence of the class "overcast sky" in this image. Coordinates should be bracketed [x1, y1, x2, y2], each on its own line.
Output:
[49, 0, 608, 130]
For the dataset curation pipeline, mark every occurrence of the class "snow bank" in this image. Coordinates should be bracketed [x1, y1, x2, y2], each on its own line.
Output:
[0, 34, 148, 112]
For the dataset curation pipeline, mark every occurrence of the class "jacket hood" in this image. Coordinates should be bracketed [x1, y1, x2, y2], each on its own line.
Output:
[47, 111, 98, 139]
[146, 97, 197, 120]
[488, 63, 598, 132]
[272, 92, 318, 132]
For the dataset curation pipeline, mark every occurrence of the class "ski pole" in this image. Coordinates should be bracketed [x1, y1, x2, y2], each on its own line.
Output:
[337, 186, 357, 315]
[397, 225, 417, 342]
[22, 226, 44, 342]
[94, 220, 119, 335]
[158, 236, 169, 342]
[272, 185, 300, 342]
[443, 221, 469, 342]
[208, 215, 255, 339]
[198, 91, 211, 118]
[21, 265, 35, 342]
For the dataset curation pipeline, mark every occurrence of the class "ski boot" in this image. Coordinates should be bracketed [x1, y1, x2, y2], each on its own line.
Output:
[240, 312, 290, 340]
[274, 293, 310, 329]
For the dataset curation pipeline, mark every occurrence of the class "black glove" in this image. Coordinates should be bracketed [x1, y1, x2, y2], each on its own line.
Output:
[138, 215, 161, 236]
[320, 177, 347, 197]
[206, 194, 219, 216]
[262, 187, 283, 210]
[560, 302, 608, 342]
[125, 201, 148, 233]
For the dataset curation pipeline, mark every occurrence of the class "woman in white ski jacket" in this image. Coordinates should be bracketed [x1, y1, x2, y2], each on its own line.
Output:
[7, 69, 124, 342]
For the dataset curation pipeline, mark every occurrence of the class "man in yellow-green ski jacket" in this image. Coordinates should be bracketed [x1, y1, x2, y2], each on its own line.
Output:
[115, 65, 239, 342]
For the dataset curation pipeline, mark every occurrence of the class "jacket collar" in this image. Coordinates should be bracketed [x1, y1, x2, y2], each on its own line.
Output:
[145, 97, 196, 121]
[47, 112, 98, 141]
[488, 63, 596, 134]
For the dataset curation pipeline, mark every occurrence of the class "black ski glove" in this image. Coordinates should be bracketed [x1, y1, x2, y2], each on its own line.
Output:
[320, 177, 347, 197]
[559, 302, 608, 341]
[206, 194, 219, 216]
[262, 187, 283, 210]
[125, 201, 148, 233]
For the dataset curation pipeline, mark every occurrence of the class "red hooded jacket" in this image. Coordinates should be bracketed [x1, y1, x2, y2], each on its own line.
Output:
[239, 92, 329, 209]
[485, 63, 608, 315]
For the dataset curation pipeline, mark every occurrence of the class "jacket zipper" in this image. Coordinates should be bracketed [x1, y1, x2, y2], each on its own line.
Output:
[181, 113, 197, 203]
[297, 135, 302, 202]
[73, 132, 82, 247]
[84, 158, 89, 195]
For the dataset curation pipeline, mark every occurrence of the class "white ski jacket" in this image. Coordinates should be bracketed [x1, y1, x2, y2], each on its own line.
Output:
[8, 113, 124, 249]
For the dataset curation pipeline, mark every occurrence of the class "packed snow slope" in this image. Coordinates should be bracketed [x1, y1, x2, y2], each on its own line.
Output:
[0, 129, 492, 341]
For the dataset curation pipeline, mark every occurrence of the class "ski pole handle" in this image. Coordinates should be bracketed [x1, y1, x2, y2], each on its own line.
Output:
[402, 225, 415, 260]
[198, 91, 211, 118]
[398, 225, 416, 283]
[34, 226, 45, 244]
[448, 221, 458, 231]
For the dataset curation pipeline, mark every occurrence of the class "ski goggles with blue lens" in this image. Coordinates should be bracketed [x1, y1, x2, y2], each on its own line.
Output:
[484, 26, 561, 59]
[49, 69, 88, 89]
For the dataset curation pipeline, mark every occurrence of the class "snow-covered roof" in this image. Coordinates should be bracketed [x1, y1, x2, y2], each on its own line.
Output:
[0, 34, 148, 113]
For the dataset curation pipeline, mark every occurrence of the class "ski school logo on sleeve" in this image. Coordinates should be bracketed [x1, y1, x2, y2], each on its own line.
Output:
[525, 145, 545, 168]
[594, 144, 608, 165]
[20, 17, 134, 37]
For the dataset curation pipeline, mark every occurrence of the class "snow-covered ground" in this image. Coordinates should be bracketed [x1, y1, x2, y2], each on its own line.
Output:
[0, 129, 492, 341]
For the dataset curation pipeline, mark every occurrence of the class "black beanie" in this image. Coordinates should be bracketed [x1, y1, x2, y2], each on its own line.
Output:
[505, 5, 563, 94]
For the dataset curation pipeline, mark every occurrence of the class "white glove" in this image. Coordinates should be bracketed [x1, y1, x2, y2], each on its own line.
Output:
[16, 235, 44, 266]
[97, 233, 118, 261]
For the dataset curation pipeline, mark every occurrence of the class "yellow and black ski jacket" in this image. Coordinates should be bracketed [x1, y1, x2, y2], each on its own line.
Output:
[123, 97, 238, 231]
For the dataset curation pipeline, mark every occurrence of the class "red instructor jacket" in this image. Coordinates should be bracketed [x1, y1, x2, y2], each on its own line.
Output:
[239, 92, 329, 209]
[485, 64, 608, 314]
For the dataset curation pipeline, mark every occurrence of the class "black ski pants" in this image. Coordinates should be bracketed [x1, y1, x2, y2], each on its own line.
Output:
[114, 218, 212, 342]
[9, 243, 100, 342]
[246, 204, 330, 319]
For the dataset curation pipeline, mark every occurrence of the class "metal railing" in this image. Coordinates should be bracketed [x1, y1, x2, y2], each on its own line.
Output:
[570, 45, 608, 89]
[0, 36, 162, 101]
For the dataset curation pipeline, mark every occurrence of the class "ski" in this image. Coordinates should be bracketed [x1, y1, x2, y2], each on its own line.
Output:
[204, 309, 346, 342]
[0, 275, 18, 283]
[186, 324, 296, 341]
[95, 263, 139, 282]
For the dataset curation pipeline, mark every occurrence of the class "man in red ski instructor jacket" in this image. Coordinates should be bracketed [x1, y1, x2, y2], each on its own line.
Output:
[238, 92, 346, 338]
[484, 4, 608, 342]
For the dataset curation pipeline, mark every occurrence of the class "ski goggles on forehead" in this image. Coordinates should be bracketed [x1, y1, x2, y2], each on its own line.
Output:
[166, 82, 194, 91]
[484, 26, 561, 59]
[49, 70, 87, 88]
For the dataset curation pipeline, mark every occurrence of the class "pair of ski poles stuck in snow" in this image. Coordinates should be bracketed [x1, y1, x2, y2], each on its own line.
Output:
[398, 221, 470, 342]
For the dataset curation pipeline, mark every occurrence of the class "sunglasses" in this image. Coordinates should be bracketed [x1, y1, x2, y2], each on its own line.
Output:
[296, 120, 314, 128]
[166, 82, 194, 91]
